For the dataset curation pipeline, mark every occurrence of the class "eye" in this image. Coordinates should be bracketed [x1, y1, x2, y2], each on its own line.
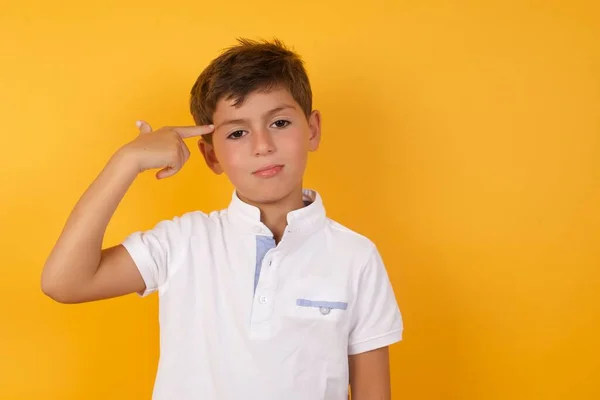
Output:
[271, 119, 290, 129]
[227, 130, 247, 140]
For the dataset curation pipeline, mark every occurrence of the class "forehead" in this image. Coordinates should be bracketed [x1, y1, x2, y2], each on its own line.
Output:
[212, 87, 300, 122]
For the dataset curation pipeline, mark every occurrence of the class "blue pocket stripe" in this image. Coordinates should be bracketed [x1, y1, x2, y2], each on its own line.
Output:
[296, 299, 348, 310]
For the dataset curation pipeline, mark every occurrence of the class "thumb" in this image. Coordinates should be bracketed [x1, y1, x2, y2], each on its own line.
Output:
[136, 120, 153, 134]
[156, 166, 178, 180]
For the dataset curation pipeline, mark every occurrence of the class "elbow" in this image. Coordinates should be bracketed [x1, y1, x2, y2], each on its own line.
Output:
[41, 281, 67, 304]
[41, 273, 78, 304]
[42, 286, 79, 304]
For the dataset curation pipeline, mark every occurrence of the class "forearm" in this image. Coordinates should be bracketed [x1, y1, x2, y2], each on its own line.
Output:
[41, 149, 139, 294]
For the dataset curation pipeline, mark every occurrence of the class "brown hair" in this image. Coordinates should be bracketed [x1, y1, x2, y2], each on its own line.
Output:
[189, 38, 312, 144]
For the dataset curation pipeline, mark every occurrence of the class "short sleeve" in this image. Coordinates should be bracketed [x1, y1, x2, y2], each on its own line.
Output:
[121, 217, 183, 297]
[348, 245, 403, 355]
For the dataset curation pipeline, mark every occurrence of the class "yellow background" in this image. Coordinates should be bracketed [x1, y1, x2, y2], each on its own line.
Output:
[1, 0, 598, 399]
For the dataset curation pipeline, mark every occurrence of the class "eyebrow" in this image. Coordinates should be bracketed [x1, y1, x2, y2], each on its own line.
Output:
[215, 104, 297, 130]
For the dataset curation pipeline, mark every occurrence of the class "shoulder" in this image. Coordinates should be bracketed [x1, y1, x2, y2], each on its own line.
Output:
[323, 218, 378, 264]
[138, 207, 228, 238]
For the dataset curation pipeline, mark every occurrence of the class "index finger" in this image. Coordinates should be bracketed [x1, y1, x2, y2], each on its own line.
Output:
[172, 124, 215, 138]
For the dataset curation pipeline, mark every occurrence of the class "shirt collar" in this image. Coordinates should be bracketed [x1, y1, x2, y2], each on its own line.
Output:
[226, 188, 326, 237]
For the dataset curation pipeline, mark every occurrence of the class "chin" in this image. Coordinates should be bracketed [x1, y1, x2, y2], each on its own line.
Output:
[237, 180, 301, 205]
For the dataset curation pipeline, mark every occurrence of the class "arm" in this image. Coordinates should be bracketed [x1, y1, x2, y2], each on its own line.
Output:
[347, 244, 403, 399]
[41, 149, 144, 303]
[349, 347, 391, 400]
[41, 121, 214, 303]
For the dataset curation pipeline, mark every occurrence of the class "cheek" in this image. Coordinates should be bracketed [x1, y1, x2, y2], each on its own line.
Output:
[279, 129, 310, 154]
[215, 143, 246, 171]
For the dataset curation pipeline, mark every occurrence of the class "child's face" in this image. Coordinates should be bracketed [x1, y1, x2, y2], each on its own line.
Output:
[199, 87, 321, 204]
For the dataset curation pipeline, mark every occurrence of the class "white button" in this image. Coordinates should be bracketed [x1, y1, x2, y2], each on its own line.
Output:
[320, 307, 331, 315]
[259, 296, 268, 304]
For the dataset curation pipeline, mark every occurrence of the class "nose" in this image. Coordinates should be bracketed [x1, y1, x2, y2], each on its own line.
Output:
[252, 129, 275, 156]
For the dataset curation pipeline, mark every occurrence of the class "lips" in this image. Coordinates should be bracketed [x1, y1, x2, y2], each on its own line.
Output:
[252, 164, 284, 178]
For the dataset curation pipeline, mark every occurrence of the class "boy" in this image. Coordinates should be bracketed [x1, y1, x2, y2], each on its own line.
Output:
[41, 38, 403, 399]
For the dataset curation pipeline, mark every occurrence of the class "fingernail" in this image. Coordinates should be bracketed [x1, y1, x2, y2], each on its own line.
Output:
[136, 121, 142, 128]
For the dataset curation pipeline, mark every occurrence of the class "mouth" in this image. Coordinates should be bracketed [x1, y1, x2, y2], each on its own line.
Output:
[252, 164, 284, 178]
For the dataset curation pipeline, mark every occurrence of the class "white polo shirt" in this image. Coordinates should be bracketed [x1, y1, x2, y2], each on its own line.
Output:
[122, 189, 403, 400]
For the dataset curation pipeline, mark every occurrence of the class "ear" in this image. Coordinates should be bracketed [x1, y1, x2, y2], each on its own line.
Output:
[307, 110, 322, 152]
[198, 139, 223, 175]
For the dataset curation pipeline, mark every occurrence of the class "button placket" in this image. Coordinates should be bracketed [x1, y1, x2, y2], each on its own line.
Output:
[251, 261, 278, 324]
[264, 246, 280, 271]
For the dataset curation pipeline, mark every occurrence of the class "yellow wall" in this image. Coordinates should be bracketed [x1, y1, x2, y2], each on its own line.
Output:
[1, 1, 598, 399]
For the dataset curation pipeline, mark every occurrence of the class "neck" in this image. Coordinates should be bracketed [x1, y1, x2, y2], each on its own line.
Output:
[239, 186, 305, 243]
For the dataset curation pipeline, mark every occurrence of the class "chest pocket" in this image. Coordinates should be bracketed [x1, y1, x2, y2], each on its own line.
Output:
[281, 276, 350, 326]
[296, 299, 348, 315]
